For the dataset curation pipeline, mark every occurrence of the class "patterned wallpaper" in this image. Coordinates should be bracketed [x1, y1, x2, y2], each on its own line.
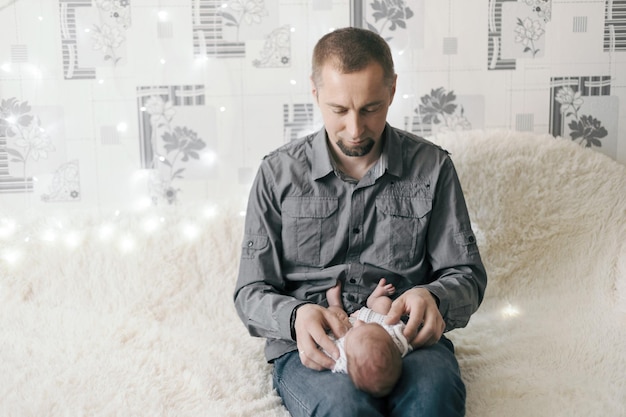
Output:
[0, 0, 624, 213]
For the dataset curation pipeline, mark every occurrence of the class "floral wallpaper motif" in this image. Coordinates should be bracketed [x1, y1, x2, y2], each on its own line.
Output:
[514, 17, 545, 57]
[219, 0, 269, 41]
[1, 0, 624, 213]
[41, 160, 80, 202]
[417, 88, 472, 133]
[253, 25, 291, 68]
[525, 0, 551, 22]
[555, 86, 608, 148]
[91, 0, 131, 65]
[0, 98, 55, 181]
[141, 95, 208, 205]
[365, 0, 414, 40]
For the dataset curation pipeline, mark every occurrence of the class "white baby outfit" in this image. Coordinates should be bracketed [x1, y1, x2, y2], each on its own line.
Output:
[331, 307, 412, 374]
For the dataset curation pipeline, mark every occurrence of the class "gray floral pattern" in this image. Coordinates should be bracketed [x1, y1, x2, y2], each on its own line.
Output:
[41, 160, 80, 202]
[0, 98, 55, 180]
[218, 0, 269, 41]
[555, 86, 607, 148]
[417, 88, 471, 132]
[515, 17, 545, 57]
[524, 0, 551, 22]
[91, 0, 131, 65]
[366, 0, 414, 40]
[143, 95, 207, 204]
[253, 25, 291, 68]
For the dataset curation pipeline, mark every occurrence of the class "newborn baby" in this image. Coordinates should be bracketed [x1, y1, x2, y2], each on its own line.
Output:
[326, 279, 412, 397]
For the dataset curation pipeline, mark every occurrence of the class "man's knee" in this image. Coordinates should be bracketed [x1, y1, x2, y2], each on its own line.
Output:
[273, 352, 384, 417]
[389, 338, 466, 417]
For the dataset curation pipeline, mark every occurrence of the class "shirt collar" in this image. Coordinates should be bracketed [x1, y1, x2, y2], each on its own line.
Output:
[311, 123, 404, 181]
[384, 124, 403, 178]
[312, 128, 335, 180]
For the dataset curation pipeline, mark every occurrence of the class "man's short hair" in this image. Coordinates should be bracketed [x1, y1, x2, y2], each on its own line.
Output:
[311, 27, 396, 88]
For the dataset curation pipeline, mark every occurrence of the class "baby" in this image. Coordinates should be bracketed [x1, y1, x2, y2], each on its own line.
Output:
[325, 278, 412, 397]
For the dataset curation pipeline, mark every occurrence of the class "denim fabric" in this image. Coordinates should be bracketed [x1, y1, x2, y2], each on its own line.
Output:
[273, 336, 465, 417]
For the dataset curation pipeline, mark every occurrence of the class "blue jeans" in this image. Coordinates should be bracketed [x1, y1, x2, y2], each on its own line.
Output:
[272, 336, 465, 417]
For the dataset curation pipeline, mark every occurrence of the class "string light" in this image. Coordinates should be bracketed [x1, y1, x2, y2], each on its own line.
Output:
[63, 230, 83, 250]
[0, 204, 235, 262]
[0, 218, 17, 239]
[98, 223, 116, 241]
[141, 215, 162, 233]
[501, 302, 521, 318]
[119, 234, 136, 253]
[40, 229, 58, 243]
[201, 149, 217, 166]
[158, 10, 168, 21]
[133, 197, 153, 212]
[203, 205, 217, 218]
[181, 223, 199, 241]
[1, 248, 22, 266]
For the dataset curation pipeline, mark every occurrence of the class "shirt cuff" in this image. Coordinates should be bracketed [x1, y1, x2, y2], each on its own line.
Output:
[288, 302, 311, 341]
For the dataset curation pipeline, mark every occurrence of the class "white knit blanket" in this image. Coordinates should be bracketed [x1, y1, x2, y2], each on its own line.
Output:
[1, 129, 624, 416]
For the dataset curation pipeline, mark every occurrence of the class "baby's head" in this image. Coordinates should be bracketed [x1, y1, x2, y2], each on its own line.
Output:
[344, 321, 402, 397]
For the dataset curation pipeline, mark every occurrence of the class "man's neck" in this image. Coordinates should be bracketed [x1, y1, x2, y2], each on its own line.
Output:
[330, 142, 383, 181]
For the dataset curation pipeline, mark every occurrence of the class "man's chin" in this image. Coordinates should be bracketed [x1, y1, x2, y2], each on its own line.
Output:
[337, 139, 375, 157]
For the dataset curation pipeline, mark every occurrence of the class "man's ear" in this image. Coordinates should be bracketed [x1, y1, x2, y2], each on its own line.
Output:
[389, 74, 398, 105]
[310, 77, 318, 102]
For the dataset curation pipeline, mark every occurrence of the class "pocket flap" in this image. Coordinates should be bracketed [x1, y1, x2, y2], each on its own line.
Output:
[376, 197, 431, 218]
[283, 197, 339, 218]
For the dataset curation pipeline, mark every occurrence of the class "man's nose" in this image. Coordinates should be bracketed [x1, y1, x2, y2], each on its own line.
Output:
[345, 112, 365, 139]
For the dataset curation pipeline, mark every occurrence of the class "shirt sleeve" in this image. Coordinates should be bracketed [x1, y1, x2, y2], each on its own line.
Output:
[233, 161, 306, 342]
[420, 156, 488, 331]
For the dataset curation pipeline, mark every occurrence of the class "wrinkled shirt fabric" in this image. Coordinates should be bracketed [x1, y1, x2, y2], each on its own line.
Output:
[234, 124, 487, 362]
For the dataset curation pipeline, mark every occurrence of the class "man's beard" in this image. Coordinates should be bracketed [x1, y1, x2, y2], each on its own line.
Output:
[336, 138, 375, 157]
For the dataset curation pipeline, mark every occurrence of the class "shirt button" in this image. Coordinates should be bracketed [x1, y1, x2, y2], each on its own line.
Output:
[247, 241, 254, 247]
[352, 227, 360, 234]
[349, 278, 356, 284]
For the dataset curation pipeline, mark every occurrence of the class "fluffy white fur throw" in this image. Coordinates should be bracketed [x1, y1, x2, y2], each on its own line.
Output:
[1, 130, 624, 416]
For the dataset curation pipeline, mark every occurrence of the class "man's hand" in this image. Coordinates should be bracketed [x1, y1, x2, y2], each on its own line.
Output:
[294, 304, 349, 371]
[328, 305, 351, 327]
[384, 288, 445, 348]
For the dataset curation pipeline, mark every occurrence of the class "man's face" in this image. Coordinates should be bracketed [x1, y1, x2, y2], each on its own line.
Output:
[312, 62, 396, 158]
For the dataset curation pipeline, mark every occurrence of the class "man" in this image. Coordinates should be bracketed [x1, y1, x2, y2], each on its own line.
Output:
[234, 27, 487, 416]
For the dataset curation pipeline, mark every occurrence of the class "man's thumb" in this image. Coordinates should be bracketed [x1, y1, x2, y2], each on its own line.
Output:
[384, 299, 404, 325]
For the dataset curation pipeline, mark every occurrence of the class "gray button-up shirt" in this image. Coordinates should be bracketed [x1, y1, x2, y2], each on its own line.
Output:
[234, 124, 487, 362]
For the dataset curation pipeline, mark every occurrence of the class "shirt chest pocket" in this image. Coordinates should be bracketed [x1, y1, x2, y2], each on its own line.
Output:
[282, 197, 339, 267]
[374, 197, 432, 268]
